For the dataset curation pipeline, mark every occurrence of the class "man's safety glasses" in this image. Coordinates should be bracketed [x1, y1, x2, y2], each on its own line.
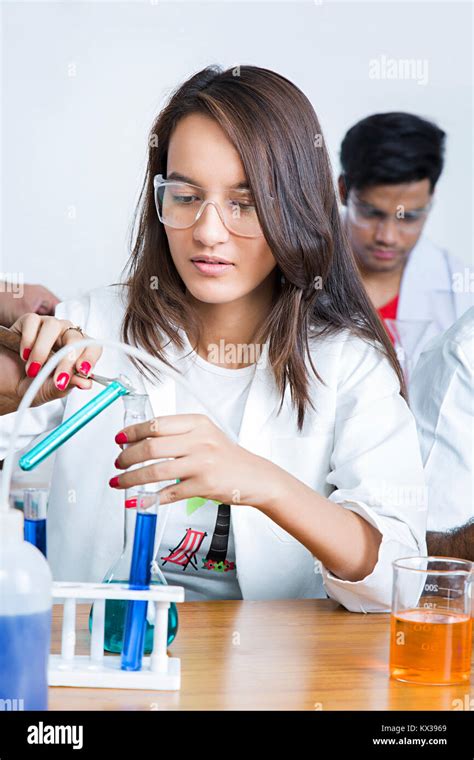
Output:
[347, 192, 432, 234]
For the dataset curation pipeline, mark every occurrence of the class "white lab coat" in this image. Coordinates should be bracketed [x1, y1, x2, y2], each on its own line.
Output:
[0, 285, 428, 612]
[397, 236, 473, 371]
[410, 307, 474, 532]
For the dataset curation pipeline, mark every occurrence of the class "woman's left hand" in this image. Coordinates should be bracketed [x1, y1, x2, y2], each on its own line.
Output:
[110, 413, 279, 510]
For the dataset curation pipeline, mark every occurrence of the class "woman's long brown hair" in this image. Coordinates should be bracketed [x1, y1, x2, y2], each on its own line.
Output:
[121, 64, 406, 431]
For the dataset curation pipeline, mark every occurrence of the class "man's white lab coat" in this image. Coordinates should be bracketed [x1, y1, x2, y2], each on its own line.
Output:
[410, 307, 474, 532]
[0, 285, 427, 612]
[396, 236, 473, 372]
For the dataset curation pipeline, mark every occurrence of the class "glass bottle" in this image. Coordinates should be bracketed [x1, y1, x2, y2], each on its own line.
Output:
[89, 393, 178, 652]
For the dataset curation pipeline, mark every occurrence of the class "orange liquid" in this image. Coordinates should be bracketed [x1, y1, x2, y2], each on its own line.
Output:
[390, 608, 472, 685]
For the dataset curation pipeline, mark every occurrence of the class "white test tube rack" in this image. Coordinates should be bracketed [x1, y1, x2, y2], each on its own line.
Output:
[48, 581, 185, 690]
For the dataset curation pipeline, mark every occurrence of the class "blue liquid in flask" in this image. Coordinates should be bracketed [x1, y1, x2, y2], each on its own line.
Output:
[95, 582, 178, 653]
[0, 610, 51, 710]
[24, 518, 47, 558]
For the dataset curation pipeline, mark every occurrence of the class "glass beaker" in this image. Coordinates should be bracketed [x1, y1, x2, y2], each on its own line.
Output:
[390, 556, 473, 685]
[88, 393, 178, 652]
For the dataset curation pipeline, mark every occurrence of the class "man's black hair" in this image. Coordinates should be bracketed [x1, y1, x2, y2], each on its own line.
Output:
[340, 112, 446, 195]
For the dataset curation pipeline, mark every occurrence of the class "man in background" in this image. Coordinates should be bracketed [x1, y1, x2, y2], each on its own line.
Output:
[338, 113, 470, 363]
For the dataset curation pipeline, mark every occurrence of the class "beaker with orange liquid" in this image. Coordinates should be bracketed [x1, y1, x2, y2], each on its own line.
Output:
[390, 557, 473, 685]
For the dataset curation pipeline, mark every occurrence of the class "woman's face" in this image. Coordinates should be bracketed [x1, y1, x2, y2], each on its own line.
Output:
[164, 113, 277, 305]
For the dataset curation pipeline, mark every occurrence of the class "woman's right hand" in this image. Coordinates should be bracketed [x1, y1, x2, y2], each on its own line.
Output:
[0, 314, 103, 415]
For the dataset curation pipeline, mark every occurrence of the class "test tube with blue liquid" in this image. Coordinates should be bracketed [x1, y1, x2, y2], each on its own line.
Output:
[23, 488, 48, 557]
[121, 489, 159, 671]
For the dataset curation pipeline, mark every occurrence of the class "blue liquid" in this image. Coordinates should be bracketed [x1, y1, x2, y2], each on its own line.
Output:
[24, 518, 47, 558]
[121, 511, 157, 672]
[0, 610, 51, 710]
[88, 581, 178, 652]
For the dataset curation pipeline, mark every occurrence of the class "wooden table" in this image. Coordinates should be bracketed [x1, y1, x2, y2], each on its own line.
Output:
[48, 599, 474, 711]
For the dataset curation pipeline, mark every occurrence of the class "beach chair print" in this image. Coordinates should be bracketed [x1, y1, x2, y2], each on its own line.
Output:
[161, 528, 208, 571]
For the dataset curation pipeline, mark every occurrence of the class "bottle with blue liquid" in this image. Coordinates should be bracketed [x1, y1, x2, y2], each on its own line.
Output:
[88, 393, 178, 652]
[0, 507, 52, 710]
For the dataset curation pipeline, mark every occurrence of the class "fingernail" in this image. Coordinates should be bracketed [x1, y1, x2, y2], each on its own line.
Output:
[79, 361, 91, 376]
[55, 372, 70, 391]
[109, 476, 120, 488]
[125, 497, 137, 509]
[26, 362, 41, 378]
[22, 348, 31, 361]
[114, 458, 122, 469]
[115, 432, 128, 444]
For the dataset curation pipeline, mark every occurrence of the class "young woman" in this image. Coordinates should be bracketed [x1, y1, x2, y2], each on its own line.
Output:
[0, 65, 426, 612]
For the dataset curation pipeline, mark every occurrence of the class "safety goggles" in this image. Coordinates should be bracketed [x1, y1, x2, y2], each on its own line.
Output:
[153, 174, 266, 238]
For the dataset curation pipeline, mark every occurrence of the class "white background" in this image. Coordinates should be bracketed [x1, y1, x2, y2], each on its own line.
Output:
[1, 0, 472, 301]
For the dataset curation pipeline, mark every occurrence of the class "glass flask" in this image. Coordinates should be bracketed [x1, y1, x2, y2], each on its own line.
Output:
[89, 393, 178, 652]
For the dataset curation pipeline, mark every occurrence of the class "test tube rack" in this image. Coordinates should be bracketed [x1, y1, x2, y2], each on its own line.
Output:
[48, 581, 185, 690]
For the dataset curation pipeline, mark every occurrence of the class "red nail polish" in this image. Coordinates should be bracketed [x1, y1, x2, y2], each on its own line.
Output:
[115, 432, 128, 444]
[114, 458, 121, 468]
[55, 372, 70, 391]
[79, 361, 91, 376]
[26, 362, 41, 378]
[125, 497, 137, 509]
[22, 348, 31, 361]
[109, 476, 120, 488]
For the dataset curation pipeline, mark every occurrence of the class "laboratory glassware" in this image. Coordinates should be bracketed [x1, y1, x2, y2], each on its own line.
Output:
[390, 556, 473, 685]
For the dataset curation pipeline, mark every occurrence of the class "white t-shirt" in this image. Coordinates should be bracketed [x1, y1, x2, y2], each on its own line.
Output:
[157, 334, 257, 600]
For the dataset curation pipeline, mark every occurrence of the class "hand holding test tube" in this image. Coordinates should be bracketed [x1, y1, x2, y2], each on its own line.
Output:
[0, 317, 139, 471]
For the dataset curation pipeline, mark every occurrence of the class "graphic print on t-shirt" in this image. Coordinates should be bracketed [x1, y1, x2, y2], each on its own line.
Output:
[202, 503, 236, 572]
[160, 498, 236, 574]
[160, 527, 208, 571]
